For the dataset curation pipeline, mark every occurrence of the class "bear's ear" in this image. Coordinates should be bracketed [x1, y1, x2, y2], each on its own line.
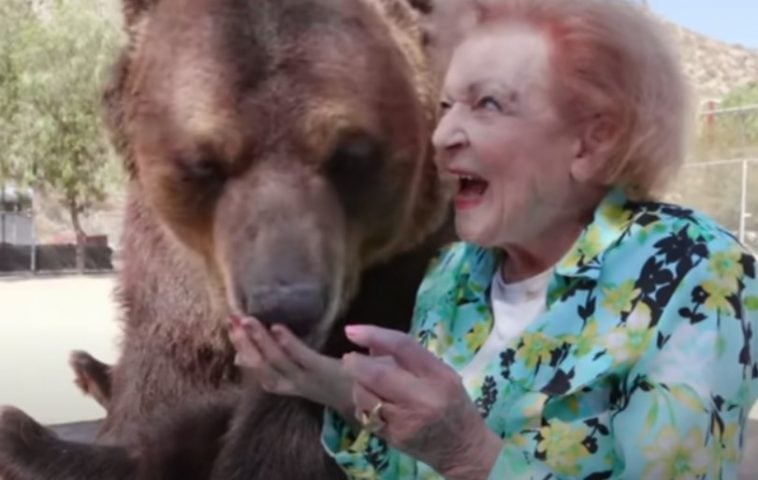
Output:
[121, 0, 161, 49]
[122, 0, 157, 28]
[406, 0, 433, 14]
[101, 0, 159, 179]
[406, 0, 483, 75]
[102, 51, 136, 178]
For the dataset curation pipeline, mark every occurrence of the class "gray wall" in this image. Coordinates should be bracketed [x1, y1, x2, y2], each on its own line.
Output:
[0, 212, 33, 245]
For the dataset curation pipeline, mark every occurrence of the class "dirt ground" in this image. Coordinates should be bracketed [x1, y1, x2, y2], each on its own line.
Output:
[0, 274, 121, 425]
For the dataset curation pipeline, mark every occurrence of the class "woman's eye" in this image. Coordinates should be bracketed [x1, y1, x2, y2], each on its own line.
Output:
[439, 100, 452, 112]
[477, 96, 501, 112]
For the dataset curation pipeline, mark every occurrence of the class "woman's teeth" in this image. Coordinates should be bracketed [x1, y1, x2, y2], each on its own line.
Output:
[458, 175, 488, 197]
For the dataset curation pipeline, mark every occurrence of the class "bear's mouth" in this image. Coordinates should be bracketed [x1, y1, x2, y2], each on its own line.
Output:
[237, 283, 328, 340]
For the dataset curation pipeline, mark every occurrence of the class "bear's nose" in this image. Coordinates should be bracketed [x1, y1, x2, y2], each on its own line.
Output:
[242, 283, 327, 338]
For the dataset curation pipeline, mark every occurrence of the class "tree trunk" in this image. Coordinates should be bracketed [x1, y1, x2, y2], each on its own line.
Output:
[69, 198, 86, 273]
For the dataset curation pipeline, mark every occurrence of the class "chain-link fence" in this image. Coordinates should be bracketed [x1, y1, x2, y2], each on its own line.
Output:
[667, 104, 758, 253]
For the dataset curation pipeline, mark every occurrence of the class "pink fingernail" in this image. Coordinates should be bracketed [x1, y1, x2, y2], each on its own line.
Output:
[345, 325, 361, 339]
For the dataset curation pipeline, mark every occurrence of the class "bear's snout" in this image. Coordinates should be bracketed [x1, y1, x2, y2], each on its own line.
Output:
[240, 283, 328, 337]
[214, 171, 348, 343]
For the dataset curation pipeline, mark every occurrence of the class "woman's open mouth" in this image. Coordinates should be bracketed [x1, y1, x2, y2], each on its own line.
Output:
[452, 171, 489, 210]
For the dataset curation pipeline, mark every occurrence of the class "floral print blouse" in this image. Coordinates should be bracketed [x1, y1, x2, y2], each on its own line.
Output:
[321, 188, 758, 479]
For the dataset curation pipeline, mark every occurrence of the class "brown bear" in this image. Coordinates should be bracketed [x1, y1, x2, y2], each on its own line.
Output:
[0, 0, 455, 478]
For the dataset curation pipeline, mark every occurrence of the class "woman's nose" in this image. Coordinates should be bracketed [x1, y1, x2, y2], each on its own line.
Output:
[432, 110, 468, 153]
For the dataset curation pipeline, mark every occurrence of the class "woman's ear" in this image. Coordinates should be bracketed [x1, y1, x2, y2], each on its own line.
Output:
[570, 115, 620, 183]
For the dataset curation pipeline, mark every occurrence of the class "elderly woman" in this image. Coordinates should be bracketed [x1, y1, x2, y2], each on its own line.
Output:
[229, 0, 758, 478]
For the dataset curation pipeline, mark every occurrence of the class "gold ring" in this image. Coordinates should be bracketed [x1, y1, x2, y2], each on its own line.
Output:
[359, 401, 385, 434]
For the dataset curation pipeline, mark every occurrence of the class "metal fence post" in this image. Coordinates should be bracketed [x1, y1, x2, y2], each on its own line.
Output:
[737, 107, 752, 247]
[740, 159, 748, 244]
[30, 191, 37, 273]
[1, 187, 5, 244]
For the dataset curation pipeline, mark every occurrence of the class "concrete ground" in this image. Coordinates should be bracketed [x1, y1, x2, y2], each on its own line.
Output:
[0, 274, 121, 425]
[1, 274, 757, 477]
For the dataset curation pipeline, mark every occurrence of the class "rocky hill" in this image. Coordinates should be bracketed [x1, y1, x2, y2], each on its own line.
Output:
[661, 18, 758, 106]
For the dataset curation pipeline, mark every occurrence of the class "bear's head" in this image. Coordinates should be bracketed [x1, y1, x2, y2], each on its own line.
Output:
[104, 0, 452, 345]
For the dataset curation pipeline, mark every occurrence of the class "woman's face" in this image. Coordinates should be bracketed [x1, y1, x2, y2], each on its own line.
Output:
[432, 26, 583, 248]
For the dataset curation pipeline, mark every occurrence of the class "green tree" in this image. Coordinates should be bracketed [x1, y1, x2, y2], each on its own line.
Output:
[697, 82, 758, 161]
[721, 82, 758, 148]
[6, 0, 123, 271]
[0, 0, 33, 183]
[721, 82, 758, 108]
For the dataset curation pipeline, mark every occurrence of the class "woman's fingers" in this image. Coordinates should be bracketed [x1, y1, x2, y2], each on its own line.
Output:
[270, 324, 327, 370]
[241, 317, 302, 378]
[342, 352, 420, 406]
[229, 321, 284, 390]
[231, 317, 440, 412]
[345, 325, 445, 376]
[352, 381, 385, 420]
[227, 316, 301, 394]
[229, 320, 262, 367]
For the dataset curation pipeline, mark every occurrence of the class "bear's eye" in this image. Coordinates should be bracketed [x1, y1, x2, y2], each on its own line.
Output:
[327, 134, 384, 181]
[327, 133, 385, 215]
[177, 154, 228, 189]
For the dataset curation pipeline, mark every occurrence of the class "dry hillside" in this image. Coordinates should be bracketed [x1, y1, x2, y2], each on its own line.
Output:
[662, 18, 758, 106]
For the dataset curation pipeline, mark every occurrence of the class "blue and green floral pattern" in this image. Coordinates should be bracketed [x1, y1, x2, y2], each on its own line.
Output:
[322, 188, 758, 479]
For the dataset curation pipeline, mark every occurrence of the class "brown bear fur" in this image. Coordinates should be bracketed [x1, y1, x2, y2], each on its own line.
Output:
[0, 0, 455, 478]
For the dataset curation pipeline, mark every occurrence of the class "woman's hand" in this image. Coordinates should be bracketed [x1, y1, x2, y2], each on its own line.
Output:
[343, 325, 503, 480]
[228, 315, 355, 418]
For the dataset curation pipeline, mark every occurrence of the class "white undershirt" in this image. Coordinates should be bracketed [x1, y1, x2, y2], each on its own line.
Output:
[458, 266, 553, 382]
